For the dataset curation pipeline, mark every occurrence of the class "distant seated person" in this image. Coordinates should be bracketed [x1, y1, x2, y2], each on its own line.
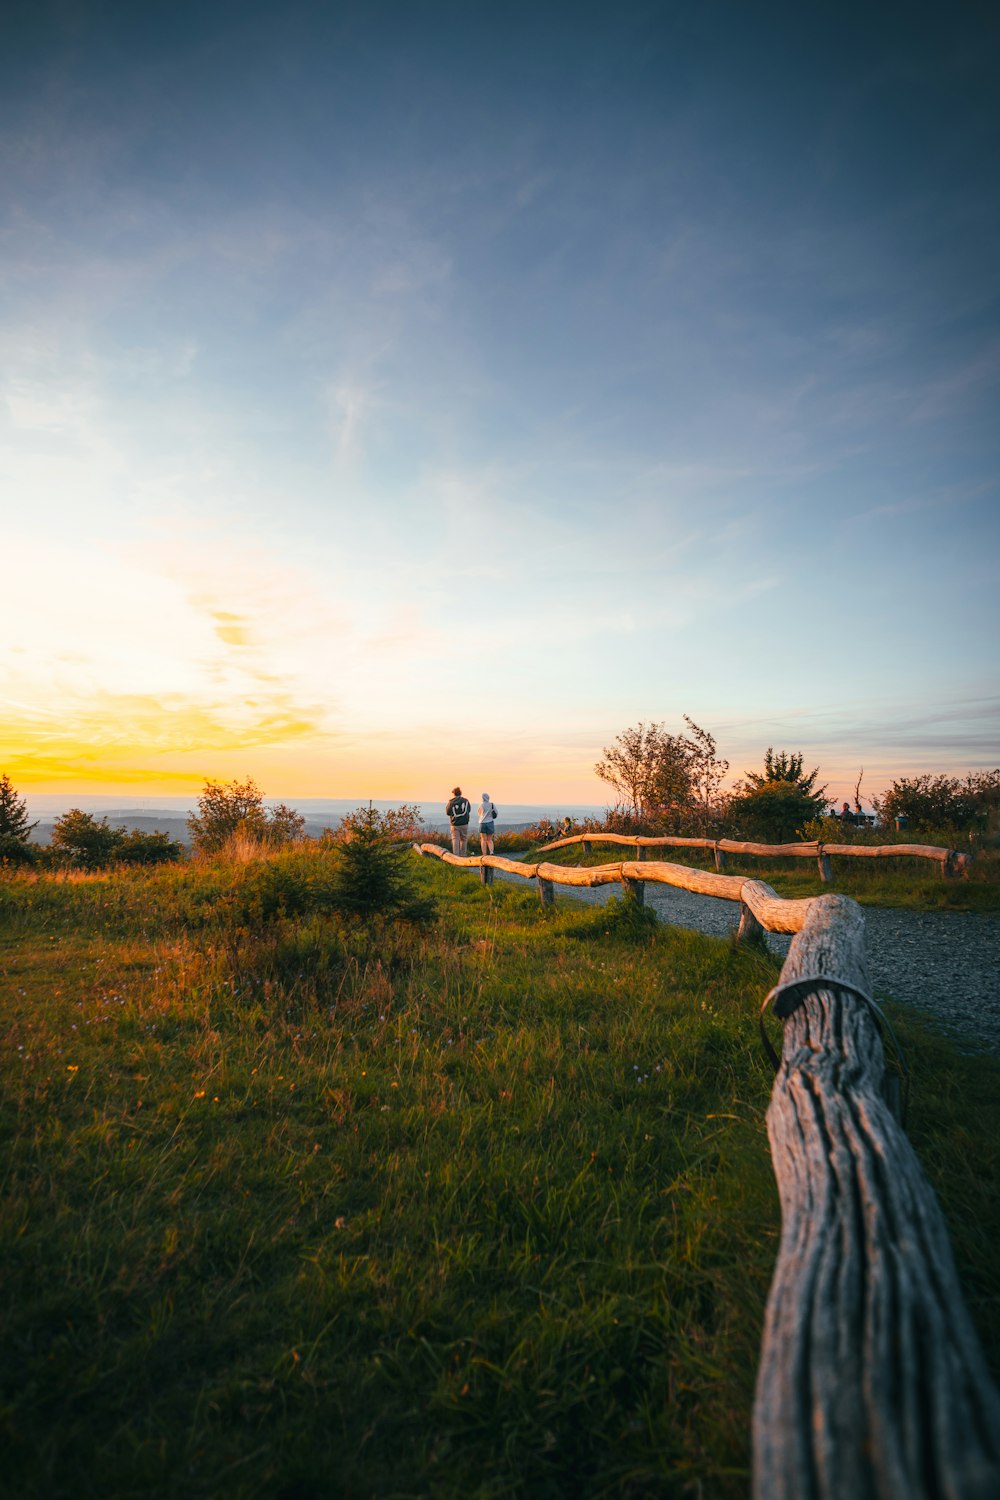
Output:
[839, 801, 856, 825]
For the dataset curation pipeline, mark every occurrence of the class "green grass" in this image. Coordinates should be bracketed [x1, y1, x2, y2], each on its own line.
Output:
[1, 853, 998, 1498]
[534, 841, 1000, 912]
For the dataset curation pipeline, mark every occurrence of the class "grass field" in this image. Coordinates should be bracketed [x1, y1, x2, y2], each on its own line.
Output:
[2, 850, 999, 1498]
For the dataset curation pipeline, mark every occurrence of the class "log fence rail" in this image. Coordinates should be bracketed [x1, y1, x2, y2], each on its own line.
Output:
[534, 829, 970, 880]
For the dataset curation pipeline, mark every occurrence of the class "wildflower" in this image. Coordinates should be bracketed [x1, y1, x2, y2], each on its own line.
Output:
[194, 1090, 206, 1098]
[66, 1064, 79, 1072]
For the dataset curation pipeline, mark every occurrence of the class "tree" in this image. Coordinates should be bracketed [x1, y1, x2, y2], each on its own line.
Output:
[187, 780, 306, 854]
[50, 810, 124, 869]
[594, 718, 730, 829]
[595, 722, 692, 821]
[0, 774, 37, 864]
[681, 717, 729, 829]
[188, 778, 267, 853]
[728, 748, 829, 841]
[328, 805, 434, 923]
[263, 803, 307, 847]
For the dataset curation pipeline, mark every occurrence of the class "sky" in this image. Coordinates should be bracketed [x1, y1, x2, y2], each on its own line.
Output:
[3, 0, 999, 807]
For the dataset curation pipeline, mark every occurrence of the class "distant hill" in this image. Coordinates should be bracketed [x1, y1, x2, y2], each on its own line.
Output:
[26, 798, 605, 846]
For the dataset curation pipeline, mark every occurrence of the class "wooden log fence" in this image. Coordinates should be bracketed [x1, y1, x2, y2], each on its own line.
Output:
[538, 831, 971, 881]
[413, 840, 1000, 1498]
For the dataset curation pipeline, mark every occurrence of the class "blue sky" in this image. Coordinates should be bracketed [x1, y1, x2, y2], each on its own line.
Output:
[2, 1, 998, 802]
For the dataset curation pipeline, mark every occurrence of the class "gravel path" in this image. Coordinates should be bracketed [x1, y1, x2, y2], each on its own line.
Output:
[493, 868, 1000, 1056]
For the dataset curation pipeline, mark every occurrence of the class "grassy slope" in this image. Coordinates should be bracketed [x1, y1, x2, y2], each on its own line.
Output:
[1, 854, 998, 1499]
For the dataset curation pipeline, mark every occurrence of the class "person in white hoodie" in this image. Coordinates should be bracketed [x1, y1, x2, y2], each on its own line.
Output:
[478, 792, 498, 855]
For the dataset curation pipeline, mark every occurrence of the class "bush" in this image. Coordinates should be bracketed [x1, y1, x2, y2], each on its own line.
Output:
[50, 810, 124, 869]
[188, 780, 306, 855]
[0, 833, 38, 867]
[873, 772, 1000, 840]
[115, 829, 185, 866]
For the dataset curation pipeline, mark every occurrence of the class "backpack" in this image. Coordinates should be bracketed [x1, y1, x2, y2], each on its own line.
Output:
[491, 805, 498, 822]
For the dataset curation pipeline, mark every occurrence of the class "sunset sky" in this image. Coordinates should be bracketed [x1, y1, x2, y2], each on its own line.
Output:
[3, 1, 998, 806]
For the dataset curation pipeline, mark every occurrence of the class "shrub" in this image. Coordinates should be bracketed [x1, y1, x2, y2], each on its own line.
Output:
[50, 810, 124, 869]
[115, 829, 185, 866]
[872, 772, 1000, 839]
[0, 833, 38, 867]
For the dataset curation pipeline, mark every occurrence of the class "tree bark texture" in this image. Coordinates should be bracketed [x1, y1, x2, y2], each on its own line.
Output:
[754, 893, 1000, 1500]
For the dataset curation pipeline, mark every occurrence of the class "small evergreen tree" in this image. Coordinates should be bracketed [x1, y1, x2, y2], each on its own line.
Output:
[729, 748, 828, 841]
[0, 774, 37, 863]
[329, 806, 434, 923]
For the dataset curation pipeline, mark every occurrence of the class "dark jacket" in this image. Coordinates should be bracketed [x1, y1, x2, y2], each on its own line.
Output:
[446, 795, 471, 826]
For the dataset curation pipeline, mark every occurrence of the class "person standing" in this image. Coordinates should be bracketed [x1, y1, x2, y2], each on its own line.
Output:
[478, 792, 498, 855]
[446, 786, 471, 856]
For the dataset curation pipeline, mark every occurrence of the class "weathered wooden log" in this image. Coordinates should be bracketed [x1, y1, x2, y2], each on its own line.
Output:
[621, 875, 645, 904]
[620, 859, 746, 901]
[482, 855, 539, 878]
[718, 839, 820, 859]
[817, 848, 832, 883]
[538, 834, 968, 872]
[821, 842, 959, 861]
[479, 862, 493, 886]
[538, 832, 636, 851]
[535, 861, 623, 888]
[714, 844, 728, 872]
[753, 893, 1000, 1499]
[537, 876, 554, 907]
[739, 879, 814, 935]
[539, 832, 714, 853]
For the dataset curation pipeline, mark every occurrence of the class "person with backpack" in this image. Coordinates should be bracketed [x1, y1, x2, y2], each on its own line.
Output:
[478, 792, 498, 855]
[445, 786, 472, 856]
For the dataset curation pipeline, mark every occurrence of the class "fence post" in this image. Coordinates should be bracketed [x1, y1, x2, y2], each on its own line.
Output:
[635, 841, 646, 861]
[538, 877, 554, 908]
[714, 843, 728, 872]
[480, 862, 494, 886]
[622, 876, 645, 905]
[737, 901, 765, 944]
[817, 845, 832, 883]
[582, 839, 592, 856]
